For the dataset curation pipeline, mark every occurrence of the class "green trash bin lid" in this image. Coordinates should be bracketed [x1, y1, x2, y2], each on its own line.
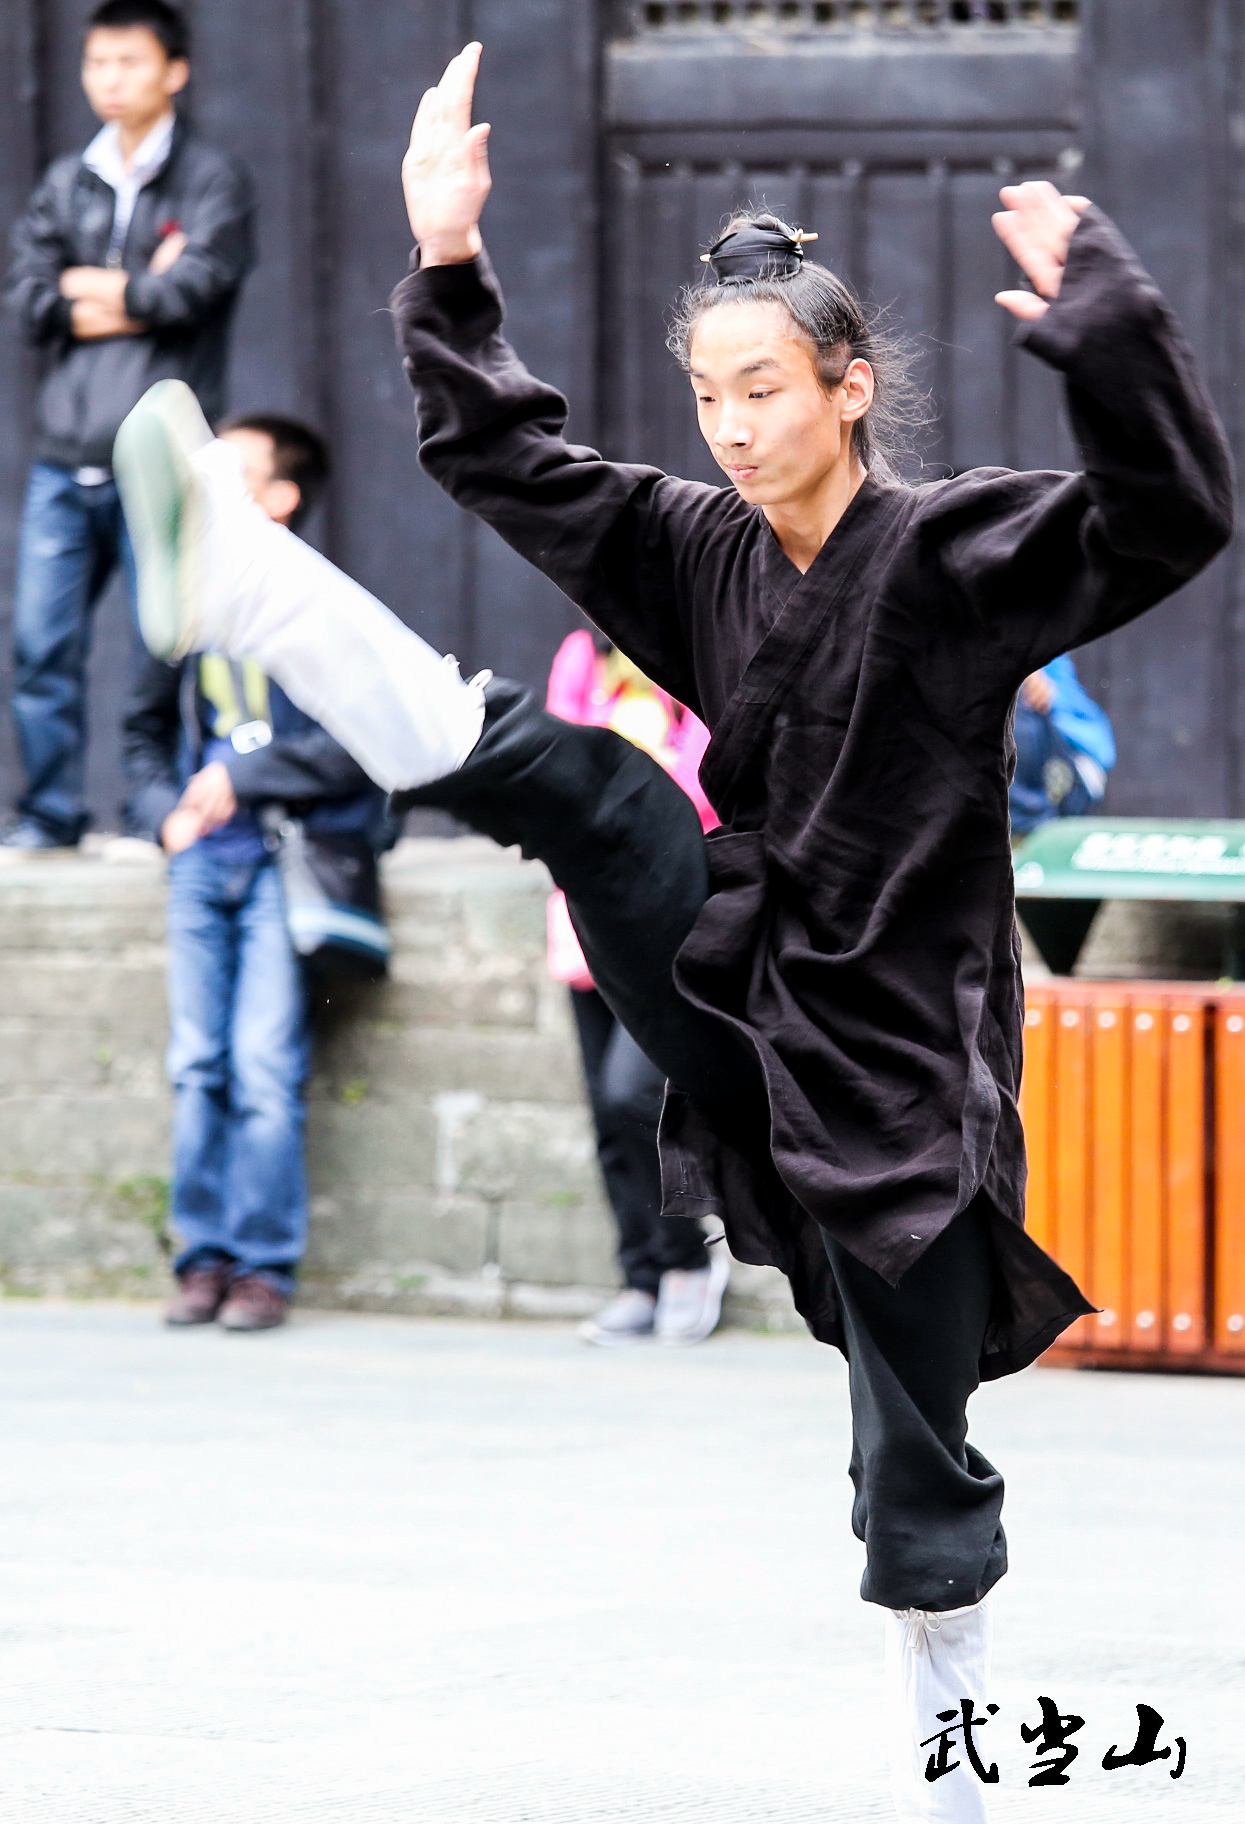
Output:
[1013, 818, 1245, 902]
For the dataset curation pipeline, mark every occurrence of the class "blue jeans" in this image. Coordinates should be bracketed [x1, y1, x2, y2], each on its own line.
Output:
[12, 463, 138, 842]
[166, 845, 310, 1294]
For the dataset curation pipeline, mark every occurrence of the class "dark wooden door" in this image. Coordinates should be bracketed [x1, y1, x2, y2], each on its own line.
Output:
[602, 0, 1082, 483]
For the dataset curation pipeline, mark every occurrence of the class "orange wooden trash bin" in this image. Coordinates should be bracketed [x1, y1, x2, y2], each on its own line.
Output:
[1022, 981, 1245, 1372]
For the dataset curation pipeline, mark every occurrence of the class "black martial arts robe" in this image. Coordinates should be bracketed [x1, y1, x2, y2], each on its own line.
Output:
[391, 209, 1234, 1378]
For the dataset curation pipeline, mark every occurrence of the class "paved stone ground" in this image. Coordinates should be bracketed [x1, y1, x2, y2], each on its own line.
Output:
[0, 1303, 1240, 1823]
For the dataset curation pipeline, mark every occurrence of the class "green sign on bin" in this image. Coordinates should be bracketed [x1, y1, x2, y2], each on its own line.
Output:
[1013, 819, 1245, 904]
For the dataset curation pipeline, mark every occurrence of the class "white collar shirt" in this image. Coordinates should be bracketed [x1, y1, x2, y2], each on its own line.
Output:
[82, 111, 176, 258]
[72, 112, 175, 485]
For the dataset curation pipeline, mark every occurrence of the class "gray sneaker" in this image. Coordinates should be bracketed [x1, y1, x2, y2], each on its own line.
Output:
[0, 818, 76, 855]
[578, 1288, 657, 1348]
[112, 379, 212, 660]
[654, 1246, 731, 1346]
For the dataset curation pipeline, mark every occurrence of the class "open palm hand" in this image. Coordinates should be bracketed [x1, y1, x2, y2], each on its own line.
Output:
[993, 179, 1090, 320]
[402, 42, 492, 266]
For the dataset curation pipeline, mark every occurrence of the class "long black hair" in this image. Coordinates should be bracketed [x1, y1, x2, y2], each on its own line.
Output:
[667, 210, 928, 476]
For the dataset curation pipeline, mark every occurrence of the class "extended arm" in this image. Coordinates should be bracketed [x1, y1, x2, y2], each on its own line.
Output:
[937, 199, 1234, 678]
[393, 44, 718, 708]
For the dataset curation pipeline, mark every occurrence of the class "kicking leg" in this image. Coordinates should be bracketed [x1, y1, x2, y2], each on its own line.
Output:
[114, 381, 486, 791]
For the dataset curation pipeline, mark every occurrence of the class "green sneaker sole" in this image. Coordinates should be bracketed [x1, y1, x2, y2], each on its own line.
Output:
[113, 381, 210, 660]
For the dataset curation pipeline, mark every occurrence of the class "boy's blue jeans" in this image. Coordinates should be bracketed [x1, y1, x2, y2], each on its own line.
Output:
[166, 845, 310, 1295]
[12, 464, 138, 842]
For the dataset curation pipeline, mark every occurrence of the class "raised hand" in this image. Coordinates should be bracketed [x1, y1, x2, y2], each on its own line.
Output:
[402, 42, 492, 267]
[992, 180, 1090, 321]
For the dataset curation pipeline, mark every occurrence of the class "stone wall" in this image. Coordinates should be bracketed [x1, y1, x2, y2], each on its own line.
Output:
[0, 839, 798, 1328]
[4, 838, 1222, 1328]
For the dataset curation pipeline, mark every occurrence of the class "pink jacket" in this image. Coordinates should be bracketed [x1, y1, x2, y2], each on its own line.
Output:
[545, 631, 718, 989]
[546, 631, 718, 831]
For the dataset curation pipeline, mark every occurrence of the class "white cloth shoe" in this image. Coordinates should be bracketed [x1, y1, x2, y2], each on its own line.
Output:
[115, 380, 486, 792]
[884, 1597, 994, 1822]
[578, 1288, 657, 1347]
[653, 1245, 730, 1345]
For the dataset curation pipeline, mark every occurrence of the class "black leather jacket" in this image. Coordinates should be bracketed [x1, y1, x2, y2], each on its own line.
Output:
[6, 118, 255, 471]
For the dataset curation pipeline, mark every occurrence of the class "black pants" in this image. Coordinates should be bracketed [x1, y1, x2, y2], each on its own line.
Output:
[397, 681, 1005, 1610]
[571, 987, 710, 1295]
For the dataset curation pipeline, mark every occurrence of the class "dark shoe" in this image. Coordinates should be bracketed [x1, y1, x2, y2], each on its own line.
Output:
[165, 1264, 233, 1326]
[0, 818, 75, 854]
[218, 1275, 289, 1331]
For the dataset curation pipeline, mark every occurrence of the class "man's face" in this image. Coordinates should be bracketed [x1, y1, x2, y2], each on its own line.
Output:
[81, 27, 188, 130]
[688, 299, 872, 508]
[220, 429, 302, 528]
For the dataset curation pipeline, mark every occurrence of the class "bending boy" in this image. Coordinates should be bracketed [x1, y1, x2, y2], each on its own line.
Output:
[113, 43, 1232, 1821]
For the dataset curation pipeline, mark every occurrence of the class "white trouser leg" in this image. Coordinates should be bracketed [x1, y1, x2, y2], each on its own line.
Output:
[884, 1597, 994, 1822]
[190, 440, 486, 791]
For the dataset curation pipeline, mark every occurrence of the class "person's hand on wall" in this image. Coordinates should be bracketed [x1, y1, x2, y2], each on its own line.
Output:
[402, 41, 492, 266]
[1020, 671, 1055, 714]
[992, 180, 1091, 321]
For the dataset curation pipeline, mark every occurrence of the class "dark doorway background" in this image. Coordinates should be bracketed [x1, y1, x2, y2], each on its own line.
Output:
[1, 1, 1242, 828]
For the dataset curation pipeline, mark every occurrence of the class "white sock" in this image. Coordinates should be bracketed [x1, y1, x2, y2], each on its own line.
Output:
[884, 1597, 994, 1822]
[189, 440, 486, 791]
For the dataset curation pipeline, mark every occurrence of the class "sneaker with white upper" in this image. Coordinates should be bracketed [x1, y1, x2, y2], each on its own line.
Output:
[578, 1288, 657, 1347]
[113, 379, 213, 659]
[654, 1246, 730, 1346]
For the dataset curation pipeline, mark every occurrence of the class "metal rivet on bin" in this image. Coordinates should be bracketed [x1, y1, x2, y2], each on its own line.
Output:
[1135, 1012, 1154, 1030]
[1025, 1008, 1042, 1026]
[1136, 1310, 1156, 1328]
[1172, 1013, 1192, 1031]
[1172, 1313, 1193, 1331]
[1097, 1309, 1116, 1327]
[1098, 1010, 1116, 1028]
[1061, 1009, 1079, 1027]
[1228, 1016, 1245, 1034]
[1228, 1314, 1245, 1333]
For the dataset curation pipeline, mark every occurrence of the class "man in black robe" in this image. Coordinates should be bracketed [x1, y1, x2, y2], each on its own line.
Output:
[112, 43, 1233, 1822]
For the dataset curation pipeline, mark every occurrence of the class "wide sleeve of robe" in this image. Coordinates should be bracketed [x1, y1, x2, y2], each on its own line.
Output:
[922, 207, 1235, 681]
[391, 253, 736, 716]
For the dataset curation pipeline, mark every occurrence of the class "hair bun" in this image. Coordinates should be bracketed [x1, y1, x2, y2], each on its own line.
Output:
[700, 222, 818, 285]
